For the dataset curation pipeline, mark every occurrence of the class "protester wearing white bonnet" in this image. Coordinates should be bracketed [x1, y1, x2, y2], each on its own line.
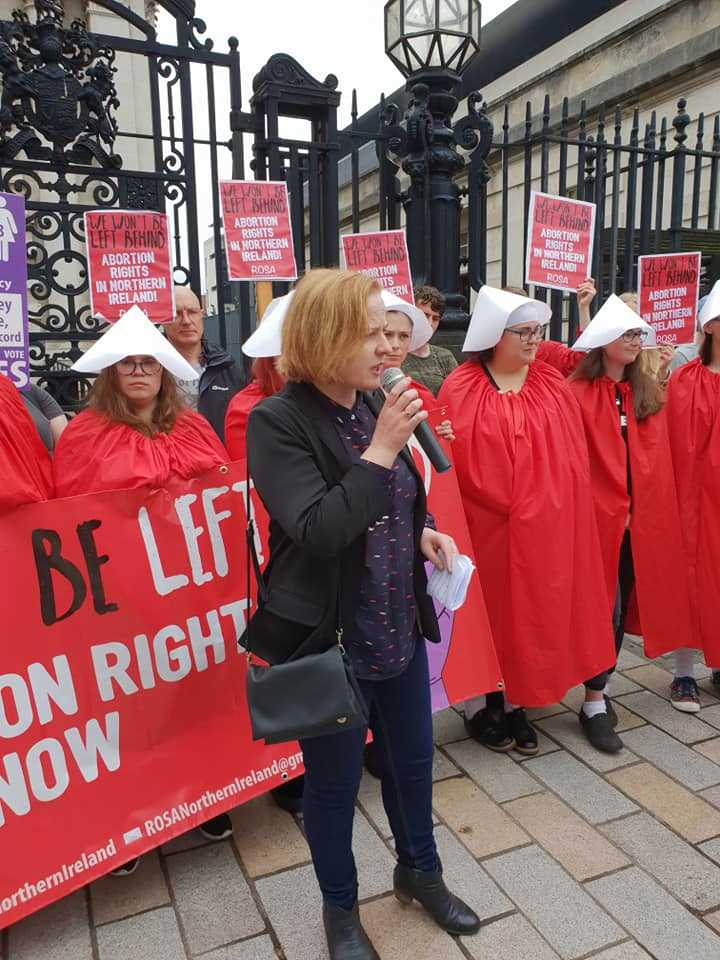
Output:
[241, 291, 294, 358]
[437, 284, 615, 758]
[462, 285, 552, 353]
[572, 294, 656, 352]
[381, 290, 434, 352]
[72, 304, 199, 380]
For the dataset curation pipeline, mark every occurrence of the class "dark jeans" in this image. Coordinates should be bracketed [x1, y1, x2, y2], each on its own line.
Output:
[300, 640, 437, 909]
[586, 531, 636, 691]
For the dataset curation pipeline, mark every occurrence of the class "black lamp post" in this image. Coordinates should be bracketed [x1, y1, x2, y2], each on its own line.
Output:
[383, 0, 492, 331]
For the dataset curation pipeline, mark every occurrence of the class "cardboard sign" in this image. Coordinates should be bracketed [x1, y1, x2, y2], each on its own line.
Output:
[0, 192, 29, 389]
[220, 181, 297, 282]
[0, 458, 501, 928]
[84, 210, 175, 324]
[342, 230, 414, 303]
[638, 252, 701, 346]
[526, 192, 596, 292]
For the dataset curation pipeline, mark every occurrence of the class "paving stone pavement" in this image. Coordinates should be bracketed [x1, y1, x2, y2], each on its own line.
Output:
[5, 649, 720, 959]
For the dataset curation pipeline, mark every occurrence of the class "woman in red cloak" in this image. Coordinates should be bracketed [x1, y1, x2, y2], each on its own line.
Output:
[666, 281, 720, 681]
[438, 286, 615, 756]
[539, 295, 696, 741]
[53, 306, 231, 871]
[0, 372, 53, 510]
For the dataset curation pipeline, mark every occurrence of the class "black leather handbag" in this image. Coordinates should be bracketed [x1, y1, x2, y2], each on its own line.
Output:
[241, 416, 369, 746]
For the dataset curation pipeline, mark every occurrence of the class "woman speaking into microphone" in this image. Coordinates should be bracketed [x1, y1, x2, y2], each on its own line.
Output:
[246, 268, 479, 960]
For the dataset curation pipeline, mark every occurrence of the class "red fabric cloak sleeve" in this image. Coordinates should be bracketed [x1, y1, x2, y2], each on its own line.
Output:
[224, 381, 269, 460]
[0, 373, 54, 511]
[666, 360, 720, 661]
[438, 361, 614, 706]
[569, 376, 693, 658]
[54, 410, 227, 497]
[535, 340, 583, 377]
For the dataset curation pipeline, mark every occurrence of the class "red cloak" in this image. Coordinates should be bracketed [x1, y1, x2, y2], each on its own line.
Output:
[666, 359, 720, 661]
[567, 376, 692, 657]
[54, 409, 227, 497]
[0, 374, 53, 511]
[225, 381, 270, 460]
[437, 360, 614, 705]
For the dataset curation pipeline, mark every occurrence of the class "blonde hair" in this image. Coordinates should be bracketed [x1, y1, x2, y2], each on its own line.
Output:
[279, 268, 381, 383]
[619, 291, 639, 312]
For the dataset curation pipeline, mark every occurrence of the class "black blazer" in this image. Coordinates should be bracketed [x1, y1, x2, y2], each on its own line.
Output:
[245, 381, 441, 664]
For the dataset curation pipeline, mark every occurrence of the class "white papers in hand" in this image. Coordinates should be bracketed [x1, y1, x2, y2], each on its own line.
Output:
[427, 554, 475, 611]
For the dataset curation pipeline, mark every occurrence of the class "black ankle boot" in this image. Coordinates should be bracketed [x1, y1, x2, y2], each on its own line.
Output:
[393, 863, 481, 935]
[322, 901, 379, 960]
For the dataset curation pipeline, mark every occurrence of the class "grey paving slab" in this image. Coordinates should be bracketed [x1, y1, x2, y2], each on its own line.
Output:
[699, 784, 720, 811]
[616, 690, 717, 743]
[591, 945, 653, 960]
[90, 851, 170, 926]
[537, 713, 637, 772]
[588, 867, 720, 960]
[256, 864, 327, 960]
[352, 808, 396, 899]
[7, 891, 92, 960]
[197, 936, 278, 960]
[432, 708, 468, 745]
[605, 673, 642, 697]
[357, 769, 392, 837]
[463, 914, 560, 960]
[434, 826, 512, 922]
[621, 725, 720, 791]
[96, 906, 186, 960]
[601, 812, 720, 911]
[616, 648, 649, 671]
[697, 838, 720, 865]
[166, 841, 264, 955]
[432, 749, 460, 781]
[444, 738, 543, 802]
[484, 845, 623, 960]
[524, 751, 638, 824]
[699, 704, 720, 730]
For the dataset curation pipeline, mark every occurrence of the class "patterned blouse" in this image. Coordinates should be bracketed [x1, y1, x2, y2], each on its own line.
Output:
[315, 388, 422, 681]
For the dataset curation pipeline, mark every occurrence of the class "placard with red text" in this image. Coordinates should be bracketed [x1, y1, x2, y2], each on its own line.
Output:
[220, 180, 297, 282]
[525, 191, 596, 292]
[84, 210, 174, 324]
[342, 230, 414, 303]
[638, 252, 701, 346]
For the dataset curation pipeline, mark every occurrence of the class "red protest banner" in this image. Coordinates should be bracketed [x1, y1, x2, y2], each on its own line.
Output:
[84, 211, 175, 324]
[416, 409, 503, 711]
[638, 252, 701, 346]
[220, 181, 297, 282]
[342, 230, 414, 303]
[0, 458, 500, 927]
[525, 191, 596, 292]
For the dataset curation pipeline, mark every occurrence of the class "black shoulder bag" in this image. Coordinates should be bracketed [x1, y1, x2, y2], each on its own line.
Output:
[241, 406, 369, 745]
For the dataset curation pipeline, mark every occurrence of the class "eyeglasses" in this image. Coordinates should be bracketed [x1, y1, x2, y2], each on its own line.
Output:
[117, 357, 162, 376]
[620, 329, 649, 344]
[504, 324, 547, 343]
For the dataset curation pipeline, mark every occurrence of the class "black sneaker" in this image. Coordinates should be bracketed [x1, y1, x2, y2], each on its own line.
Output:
[712, 670, 720, 689]
[199, 813, 233, 841]
[110, 858, 139, 877]
[579, 709, 623, 754]
[670, 676, 701, 713]
[271, 776, 305, 815]
[464, 708, 515, 752]
[506, 708, 539, 756]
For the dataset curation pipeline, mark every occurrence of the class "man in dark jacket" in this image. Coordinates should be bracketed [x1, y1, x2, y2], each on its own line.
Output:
[165, 286, 246, 441]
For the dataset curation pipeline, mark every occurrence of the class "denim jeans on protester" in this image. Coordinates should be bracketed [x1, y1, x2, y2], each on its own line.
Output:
[300, 639, 437, 909]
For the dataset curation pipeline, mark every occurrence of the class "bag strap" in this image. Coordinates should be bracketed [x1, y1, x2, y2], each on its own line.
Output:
[244, 395, 344, 659]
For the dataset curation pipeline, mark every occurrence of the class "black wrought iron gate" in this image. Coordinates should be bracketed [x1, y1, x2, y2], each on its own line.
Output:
[0, 0, 244, 410]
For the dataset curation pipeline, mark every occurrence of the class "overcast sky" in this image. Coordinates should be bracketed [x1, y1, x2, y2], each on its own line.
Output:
[156, 0, 519, 282]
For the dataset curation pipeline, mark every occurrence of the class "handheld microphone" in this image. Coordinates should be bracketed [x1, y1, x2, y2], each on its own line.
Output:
[381, 367, 452, 474]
